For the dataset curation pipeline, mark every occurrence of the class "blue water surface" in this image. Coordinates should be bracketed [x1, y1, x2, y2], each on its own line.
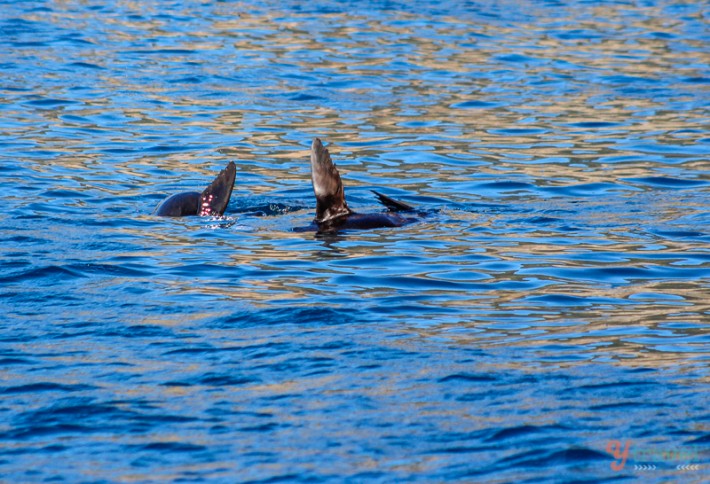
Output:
[1, 0, 709, 482]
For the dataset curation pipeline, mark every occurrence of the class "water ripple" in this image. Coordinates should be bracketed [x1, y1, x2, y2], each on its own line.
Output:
[0, 0, 708, 482]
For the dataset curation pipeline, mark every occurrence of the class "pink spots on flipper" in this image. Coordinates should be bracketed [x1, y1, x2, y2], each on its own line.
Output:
[200, 194, 215, 216]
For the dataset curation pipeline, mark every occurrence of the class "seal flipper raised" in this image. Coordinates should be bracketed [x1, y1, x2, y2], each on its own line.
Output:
[155, 161, 236, 217]
[372, 190, 414, 212]
[199, 161, 236, 216]
[305, 138, 419, 232]
[311, 138, 352, 223]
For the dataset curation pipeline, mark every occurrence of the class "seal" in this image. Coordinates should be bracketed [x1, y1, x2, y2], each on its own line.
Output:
[306, 138, 416, 232]
[155, 161, 236, 217]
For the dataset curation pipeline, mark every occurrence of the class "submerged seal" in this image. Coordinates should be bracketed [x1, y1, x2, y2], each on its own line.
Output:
[155, 161, 236, 217]
[307, 138, 416, 232]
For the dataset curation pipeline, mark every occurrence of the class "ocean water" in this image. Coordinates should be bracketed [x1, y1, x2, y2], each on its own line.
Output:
[1, 0, 709, 482]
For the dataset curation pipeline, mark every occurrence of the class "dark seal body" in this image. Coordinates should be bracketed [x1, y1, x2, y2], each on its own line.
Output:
[305, 138, 417, 233]
[155, 192, 201, 217]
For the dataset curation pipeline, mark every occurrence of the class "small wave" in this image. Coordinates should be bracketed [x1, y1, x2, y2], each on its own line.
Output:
[566, 121, 623, 128]
[472, 181, 535, 193]
[486, 424, 569, 443]
[450, 100, 500, 109]
[138, 442, 207, 452]
[0, 265, 86, 284]
[624, 176, 708, 188]
[24, 98, 78, 107]
[2, 383, 97, 394]
[121, 49, 197, 55]
[438, 373, 497, 383]
[500, 447, 609, 466]
[67, 62, 103, 70]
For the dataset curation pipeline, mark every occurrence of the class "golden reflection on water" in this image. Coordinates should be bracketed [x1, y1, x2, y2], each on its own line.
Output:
[12, 2, 706, 181]
[6, 3, 707, 369]
[2, 4, 708, 483]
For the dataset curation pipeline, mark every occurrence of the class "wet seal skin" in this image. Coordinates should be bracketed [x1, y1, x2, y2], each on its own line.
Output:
[155, 161, 236, 217]
[301, 138, 418, 233]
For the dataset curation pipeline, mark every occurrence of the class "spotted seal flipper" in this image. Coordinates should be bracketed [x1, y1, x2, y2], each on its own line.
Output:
[155, 161, 236, 217]
[308, 138, 416, 232]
